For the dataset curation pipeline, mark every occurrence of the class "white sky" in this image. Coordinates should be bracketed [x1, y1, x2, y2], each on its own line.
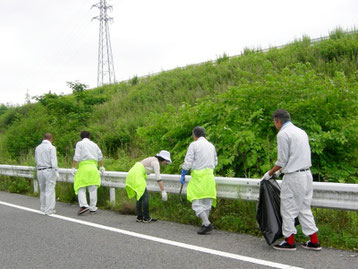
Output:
[0, 0, 357, 105]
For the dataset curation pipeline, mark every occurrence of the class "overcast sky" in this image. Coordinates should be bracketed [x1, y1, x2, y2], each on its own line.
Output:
[1, 0, 357, 105]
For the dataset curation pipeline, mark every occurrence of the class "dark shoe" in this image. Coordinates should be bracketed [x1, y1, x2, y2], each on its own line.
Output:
[302, 240, 322, 251]
[136, 217, 143, 223]
[273, 240, 296, 251]
[78, 207, 89, 216]
[143, 217, 157, 223]
[197, 224, 214, 234]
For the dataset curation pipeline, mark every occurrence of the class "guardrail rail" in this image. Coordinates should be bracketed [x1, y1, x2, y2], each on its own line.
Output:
[0, 164, 357, 211]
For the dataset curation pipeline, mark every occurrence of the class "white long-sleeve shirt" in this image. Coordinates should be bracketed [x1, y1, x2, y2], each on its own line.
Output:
[140, 157, 161, 181]
[35, 140, 58, 170]
[182, 137, 217, 171]
[73, 138, 103, 162]
[275, 122, 312, 173]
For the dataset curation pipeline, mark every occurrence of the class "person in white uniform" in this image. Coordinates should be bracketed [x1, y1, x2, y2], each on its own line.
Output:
[180, 126, 218, 234]
[263, 109, 321, 251]
[72, 131, 105, 215]
[35, 133, 59, 215]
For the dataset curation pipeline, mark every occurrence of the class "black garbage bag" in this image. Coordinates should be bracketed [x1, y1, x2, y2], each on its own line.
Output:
[256, 178, 283, 245]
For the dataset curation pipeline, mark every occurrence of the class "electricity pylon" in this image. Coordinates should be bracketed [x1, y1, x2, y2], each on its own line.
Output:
[92, 0, 116, 86]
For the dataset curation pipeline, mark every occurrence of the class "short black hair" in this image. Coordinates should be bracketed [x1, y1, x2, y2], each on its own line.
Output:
[80, 131, 91, 139]
[43, 133, 53, 141]
[192, 126, 206, 138]
[155, 155, 166, 162]
[272, 109, 291, 123]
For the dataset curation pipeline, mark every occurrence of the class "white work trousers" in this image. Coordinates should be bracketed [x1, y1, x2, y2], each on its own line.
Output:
[37, 169, 56, 214]
[280, 170, 318, 237]
[78, 185, 98, 211]
[192, 198, 212, 226]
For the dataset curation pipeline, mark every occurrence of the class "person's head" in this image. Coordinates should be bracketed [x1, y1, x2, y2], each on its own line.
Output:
[155, 150, 172, 165]
[80, 131, 91, 139]
[192, 126, 206, 141]
[43, 133, 53, 143]
[272, 109, 291, 130]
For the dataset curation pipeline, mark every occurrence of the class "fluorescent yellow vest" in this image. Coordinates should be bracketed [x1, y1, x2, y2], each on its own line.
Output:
[74, 160, 100, 195]
[125, 162, 148, 200]
[187, 168, 217, 207]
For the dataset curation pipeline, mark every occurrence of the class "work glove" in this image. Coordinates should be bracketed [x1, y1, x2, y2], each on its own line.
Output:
[261, 171, 271, 181]
[99, 166, 105, 175]
[273, 170, 281, 179]
[161, 191, 168, 201]
[71, 167, 77, 176]
[180, 169, 188, 185]
[55, 171, 60, 179]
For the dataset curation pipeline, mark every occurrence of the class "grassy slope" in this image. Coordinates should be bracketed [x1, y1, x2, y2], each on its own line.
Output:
[0, 28, 357, 250]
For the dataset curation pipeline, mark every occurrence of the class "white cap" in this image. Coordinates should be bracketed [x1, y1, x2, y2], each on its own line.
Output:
[156, 150, 172, 164]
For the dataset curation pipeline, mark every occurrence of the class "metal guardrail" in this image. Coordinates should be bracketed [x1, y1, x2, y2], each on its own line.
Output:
[0, 165, 357, 211]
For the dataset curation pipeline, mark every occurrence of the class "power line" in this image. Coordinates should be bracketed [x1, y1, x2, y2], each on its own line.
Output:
[92, 0, 116, 86]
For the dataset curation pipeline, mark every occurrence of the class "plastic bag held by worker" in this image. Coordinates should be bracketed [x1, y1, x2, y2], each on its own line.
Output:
[256, 178, 282, 245]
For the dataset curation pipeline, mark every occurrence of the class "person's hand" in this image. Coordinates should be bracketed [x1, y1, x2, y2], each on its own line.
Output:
[273, 170, 281, 178]
[161, 191, 168, 201]
[99, 166, 105, 175]
[71, 167, 77, 176]
[55, 171, 60, 179]
[261, 171, 271, 181]
[180, 169, 188, 185]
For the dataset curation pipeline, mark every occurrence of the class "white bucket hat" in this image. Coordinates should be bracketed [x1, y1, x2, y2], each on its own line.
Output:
[156, 150, 172, 164]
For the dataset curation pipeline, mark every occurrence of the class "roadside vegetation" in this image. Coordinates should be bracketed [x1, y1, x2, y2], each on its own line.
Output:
[0, 28, 357, 251]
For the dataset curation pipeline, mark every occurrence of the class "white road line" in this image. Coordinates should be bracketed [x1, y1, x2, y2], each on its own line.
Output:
[0, 200, 303, 269]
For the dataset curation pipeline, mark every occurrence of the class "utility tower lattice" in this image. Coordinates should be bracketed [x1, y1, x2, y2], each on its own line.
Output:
[92, 0, 116, 86]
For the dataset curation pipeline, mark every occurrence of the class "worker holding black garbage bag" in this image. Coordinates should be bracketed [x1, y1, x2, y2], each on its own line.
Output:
[261, 109, 321, 251]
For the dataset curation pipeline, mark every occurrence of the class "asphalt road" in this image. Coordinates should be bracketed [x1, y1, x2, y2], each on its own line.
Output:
[0, 191, 356, 269]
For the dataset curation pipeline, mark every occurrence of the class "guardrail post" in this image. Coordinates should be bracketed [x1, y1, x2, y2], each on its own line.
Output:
[109, 187, 116, 203]
[33, 179, 39, 193]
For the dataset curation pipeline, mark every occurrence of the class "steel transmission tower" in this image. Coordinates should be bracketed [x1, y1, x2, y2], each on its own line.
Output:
[92, 0, 116, 86]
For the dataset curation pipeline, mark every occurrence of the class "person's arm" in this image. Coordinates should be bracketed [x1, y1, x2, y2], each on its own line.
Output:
[152, 160, 161, 182]
[50, 146, 58, 170]
[263, 134, 288, 180]
[152, 160, 167, 200]
[182, 143, 195, 171]
[34, 149, 38, 169]
[269, 165, 282, 176]
[97, 146, 103, 162]
[157, 180, 165, 192]
[275, 133, 289, 169]
[214, 147, 218, 167]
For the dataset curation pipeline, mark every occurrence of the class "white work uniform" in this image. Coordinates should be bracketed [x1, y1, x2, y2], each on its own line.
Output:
[140, 157, 161, 181]
[276, 122, 318, 237]
[182, 137, 217, 226]
[35, 140, 58, 215]
[73, 138, 103, 163]
[74, 138, 103, 211]
[182, 137, 217, 171]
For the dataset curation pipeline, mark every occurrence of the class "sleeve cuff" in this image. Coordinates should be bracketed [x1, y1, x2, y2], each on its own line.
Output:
[275, 161, 286, 167]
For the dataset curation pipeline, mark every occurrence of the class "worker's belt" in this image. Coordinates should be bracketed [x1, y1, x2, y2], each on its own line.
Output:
[295, 168, 310, 173]
[37, 167, 52, 171]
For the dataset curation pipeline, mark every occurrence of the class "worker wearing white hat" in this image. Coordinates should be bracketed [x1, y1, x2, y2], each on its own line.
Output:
[125, 150, 171, 222]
